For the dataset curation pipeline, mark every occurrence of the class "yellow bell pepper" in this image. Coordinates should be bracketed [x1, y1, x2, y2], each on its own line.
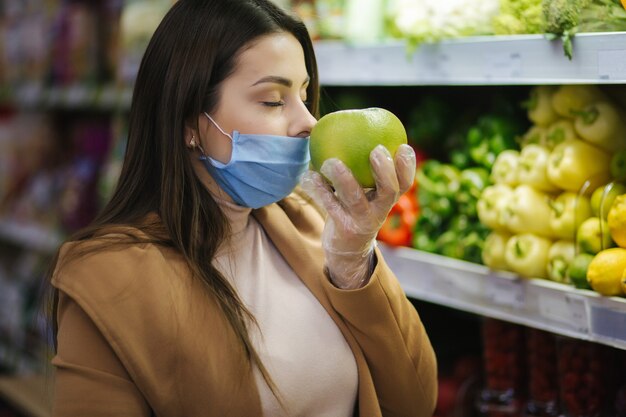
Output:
[477, 184, 513, 231]
[490, 150, 519, 186]
[527, 86, 560, 126]
[551, 85, 607, 119]
[482, 231, 512, 271]
[573, 101, 626, 152]
[549, 191, 592, 240]
[501, 185, 554, 238]
[519, 125, 548, 148]
[517, 144, 560, 192]
[545, 119, 578, 150]
[547, 139, 612, 193]
[547, 240, 576, 283]
[505, 233, 552, 278]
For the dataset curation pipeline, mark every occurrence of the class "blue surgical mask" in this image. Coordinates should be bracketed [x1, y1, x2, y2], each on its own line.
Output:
[199, 112, 310, 209]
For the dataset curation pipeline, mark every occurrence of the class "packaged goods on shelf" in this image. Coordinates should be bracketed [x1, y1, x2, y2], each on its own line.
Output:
[478, 318, 527, 417]
[49, 2, 99, 86]
[556, 337, 616, 417]
[98, 115, 128, 206]
[118, 0, 173, 86]
[0, 244, 51, 374]
[473, 319, 625, 417]
[0, 112, 59, 230]
[0, 112, 113, 240]
[58, 118, 112, 231]
[0, 0, 58, 87]
[525, 329, 559, 417]
[314, 0, 344, 40]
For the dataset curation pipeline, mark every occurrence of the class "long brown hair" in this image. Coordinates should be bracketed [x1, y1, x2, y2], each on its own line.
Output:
[46, 0, 319, 400]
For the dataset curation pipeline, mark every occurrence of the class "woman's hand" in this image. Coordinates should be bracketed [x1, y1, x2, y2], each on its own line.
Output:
[301, 144, 416, 289]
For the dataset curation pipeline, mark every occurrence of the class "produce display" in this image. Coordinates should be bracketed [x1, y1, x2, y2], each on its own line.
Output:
[286, 0, 626, 59]
[376, 84, 626, 299]
[542, 0, 626, 59]
[475, 84, 626, 297]
[407, 110, 523, 264]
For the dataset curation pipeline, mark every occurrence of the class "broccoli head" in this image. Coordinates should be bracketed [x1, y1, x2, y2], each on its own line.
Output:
[542, 0, 588, 34]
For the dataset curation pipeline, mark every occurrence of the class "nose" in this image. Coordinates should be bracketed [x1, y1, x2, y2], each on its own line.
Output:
[289, 101, 317, 138]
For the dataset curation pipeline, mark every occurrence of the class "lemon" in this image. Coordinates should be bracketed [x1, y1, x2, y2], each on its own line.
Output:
[608, 194, 626, 248]
[310, 108, 407, 188]
[587, 248, 626, 296]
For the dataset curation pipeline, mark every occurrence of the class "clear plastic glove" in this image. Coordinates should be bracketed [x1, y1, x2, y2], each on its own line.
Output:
[301, 144, 417, 289]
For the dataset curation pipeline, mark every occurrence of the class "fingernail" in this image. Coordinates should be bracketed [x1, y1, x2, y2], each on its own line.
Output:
[320, 158, 343, 179]
[398, 144, 416, 164]
[376, 144, 392, 158]
[301, 170, 315, 185]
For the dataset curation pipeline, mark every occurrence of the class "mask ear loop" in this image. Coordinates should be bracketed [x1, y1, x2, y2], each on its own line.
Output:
[204, 112, 233, 141]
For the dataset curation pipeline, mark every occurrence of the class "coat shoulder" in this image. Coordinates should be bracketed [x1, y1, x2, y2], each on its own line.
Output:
[52, 231, 188, 311]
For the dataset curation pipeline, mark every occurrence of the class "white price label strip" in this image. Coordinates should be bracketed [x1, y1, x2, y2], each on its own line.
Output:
[485, 275, 524, 309]
[598, 50, 626, 80]
[485, 52, 522, 79]
[590, 305, 626, 343]
[537, 292, 589, 333]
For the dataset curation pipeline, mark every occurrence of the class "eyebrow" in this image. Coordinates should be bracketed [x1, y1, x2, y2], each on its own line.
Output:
[251, 75, 310, 88]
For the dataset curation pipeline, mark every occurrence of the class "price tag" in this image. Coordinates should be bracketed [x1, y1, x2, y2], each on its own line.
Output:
[590, 305, 626, 343]
[484, 52, 522, 79]
[485, 275, 524, 309]
[598, 50, 626, 80]
[537, 291, 589, 333]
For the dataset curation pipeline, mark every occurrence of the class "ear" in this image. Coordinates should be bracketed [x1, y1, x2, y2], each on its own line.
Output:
[184, 125, 197, 149]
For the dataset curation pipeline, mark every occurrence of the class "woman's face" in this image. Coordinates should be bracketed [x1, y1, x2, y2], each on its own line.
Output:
[197, 32, 317, 164]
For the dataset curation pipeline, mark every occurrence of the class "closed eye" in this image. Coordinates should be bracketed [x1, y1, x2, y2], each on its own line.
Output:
[262, 101, 285, 107]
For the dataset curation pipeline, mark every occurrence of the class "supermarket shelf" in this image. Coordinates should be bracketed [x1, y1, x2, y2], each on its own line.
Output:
[0, 220, 62, 253]
[380, 244, 626, 350]
[315, 32, 626, 86]
[3, 83, 133, 111]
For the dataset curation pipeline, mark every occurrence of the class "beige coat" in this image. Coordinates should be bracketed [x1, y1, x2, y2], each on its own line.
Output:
[51, 193, 438, 416]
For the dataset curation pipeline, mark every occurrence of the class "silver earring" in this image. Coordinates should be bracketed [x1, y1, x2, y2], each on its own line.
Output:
[189, 135, 197, 148]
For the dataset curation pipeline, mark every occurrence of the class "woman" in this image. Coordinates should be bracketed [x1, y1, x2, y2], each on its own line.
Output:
[48, 0, 437, 416]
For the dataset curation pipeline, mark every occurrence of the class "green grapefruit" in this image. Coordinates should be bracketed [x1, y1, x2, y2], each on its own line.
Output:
[590, 182, 626, 219]
[310, 107, 408, 188]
